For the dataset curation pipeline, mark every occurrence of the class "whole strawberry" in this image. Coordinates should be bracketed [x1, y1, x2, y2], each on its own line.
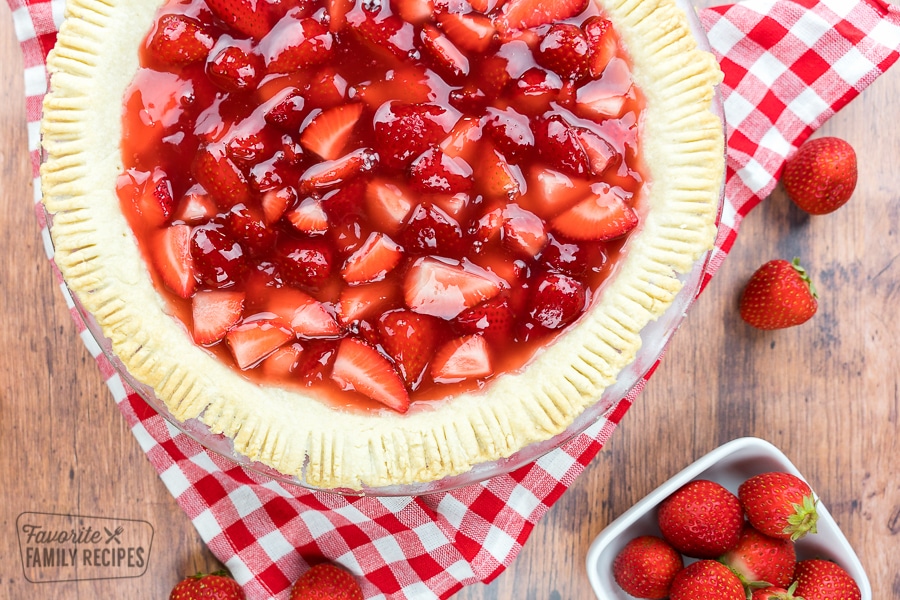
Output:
[722, 524, 796, 588]
[751, 582, 800, 600]
[290, 563, 363, 600]
[739, 258, 818, 330]
[793, 559, 861, 600]
[669, 559, 745, 600]
[657, 479, 743, 558]
[612, 535, 683, 599]
[738, 471, 819, 541]
[782, 136, 857, 215]
[170, 571, 245, 600]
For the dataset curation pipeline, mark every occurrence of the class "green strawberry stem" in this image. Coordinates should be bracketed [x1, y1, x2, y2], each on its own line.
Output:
[786, 494, 819, 541]
[791, 257, 818, 299]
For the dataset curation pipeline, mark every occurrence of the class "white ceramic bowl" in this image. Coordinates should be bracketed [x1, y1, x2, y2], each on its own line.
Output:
[585, 437, 871, 600]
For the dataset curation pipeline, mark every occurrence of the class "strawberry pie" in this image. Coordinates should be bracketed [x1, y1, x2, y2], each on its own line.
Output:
[41, 0, 724, 488]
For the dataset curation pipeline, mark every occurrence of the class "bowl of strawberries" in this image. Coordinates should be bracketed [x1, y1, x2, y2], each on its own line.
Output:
[586, 436, 870, 600]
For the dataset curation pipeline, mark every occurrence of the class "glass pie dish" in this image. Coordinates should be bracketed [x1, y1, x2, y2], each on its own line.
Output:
[42, 0, 725, 496]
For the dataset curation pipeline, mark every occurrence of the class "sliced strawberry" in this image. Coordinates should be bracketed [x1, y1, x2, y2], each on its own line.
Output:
[437, 12, 496, 54]
[404, 256, 503, 319]
[574, 57, 633, 119]
[132, 168, 175, 227]
[469, 204, 504, 247]
[532, 113, 590, 176]
[526, 271, 586, 329]
[298, 147, 378, 193]
[224, 203, 277, 256]
[266, 288, 341, 337]
[395, 0, 434, 24]
[583, 16, 617, 78]
[430, 334, 492, 383]
[325, 0, 353, 32]
[331, 338, 410, 412]
[400, 202, 465, 256]
[365, 178, 415, 234]
[191, 143, 252, 209]
[261, 186, 297, 224]
[537, 232, 605, 276]
[482, 106, 534, 162]
[174, 185, 217, 224]
[502, 204, 547, 258]
[274, 236, 334, 287]
[337, 279, 398, 324]
[576, 128, 617, 175]
[535, 23, 590, 82]
[478, 145, 524, 200]
[286, 196, 329, 234]
[497, 0, 588, 31]
[147, 14, 215, 66]
[454, 297, 514, 346]
[550, 186, 638, 241]
[304, 66, 349, 108]
[342, 232, 403, 284]
[448, 82, 489, 114]
[509, 67, 563, 116]
[264, 87, 306, 131]
[294, 339, 339, 385]
[408, 147, 474, 195]
[522, 167, 592, 218]
[191, 289, 245, 345]
[476, 54, 512, 99]
[191, 223, 249, 288]
[420, 23, 469, 82]
[206, 0, 270, 40]
[372, 102, 457, 170]
[354, 66, 432, 108]
[299, 103, 364, 161]
[152, 224, 196, 299]
[377, 309, 442, 388]
[262, 15, 334, 73]
[206, 42, 263, 92]
[347, 5, 417, 63]
[465, 0, 499, 12]
[261, 342, 304, 378]
[225, 317, 294, 370]
[438, 116, 481, 162]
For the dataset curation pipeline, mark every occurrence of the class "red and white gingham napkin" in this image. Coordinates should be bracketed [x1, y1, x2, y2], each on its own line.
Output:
[10, 0, 900, 597]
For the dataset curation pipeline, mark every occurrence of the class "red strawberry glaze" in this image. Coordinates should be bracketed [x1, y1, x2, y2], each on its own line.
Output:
[118, 0, 648, 413]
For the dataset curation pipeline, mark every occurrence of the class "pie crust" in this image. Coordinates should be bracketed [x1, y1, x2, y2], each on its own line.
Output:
[41, 0, 724, 489]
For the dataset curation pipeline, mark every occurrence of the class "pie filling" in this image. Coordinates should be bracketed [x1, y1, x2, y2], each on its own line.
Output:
[116, 0, 647, 414]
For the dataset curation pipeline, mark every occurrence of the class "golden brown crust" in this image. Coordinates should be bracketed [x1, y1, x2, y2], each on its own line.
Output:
[41, 0, 724, 489]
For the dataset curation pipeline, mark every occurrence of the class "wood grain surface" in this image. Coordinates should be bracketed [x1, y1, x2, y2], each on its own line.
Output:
[1, 2, 898, 598]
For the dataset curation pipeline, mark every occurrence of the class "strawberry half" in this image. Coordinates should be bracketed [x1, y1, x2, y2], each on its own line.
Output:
[338, 279, 398, 325]
[299, 103, 364, 161]
[225, 317, 294, 370]
[497, 0, 588, 31]
[550, 185, 638, 241]
[364, 178, 415, 235]
[454, 297, 514, 346]
[430, 334, 492, 383]
[404, 256, 503, 319]
[535, 23, 590, 81]
[266, 288, 341, 338]
[191, 289, 245, 345]
[437, 12, 496, 53]
[206, 0, 271, 40]
[378, 309, 442, 388]
[147, 14, 215, 66]
[286, 197, 329, 235]
[420, 23, 469, 82]
[192, 143, 252, 209]
[341, 232, 403, 284]
[331, 338, 410, 412]
[262, 15, 334, 73]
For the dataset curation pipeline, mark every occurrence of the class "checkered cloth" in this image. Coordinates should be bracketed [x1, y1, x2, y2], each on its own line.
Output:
[10, 0, 900, 597]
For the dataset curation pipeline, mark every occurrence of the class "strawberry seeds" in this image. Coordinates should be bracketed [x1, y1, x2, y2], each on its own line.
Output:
[117, 0, 646, 413]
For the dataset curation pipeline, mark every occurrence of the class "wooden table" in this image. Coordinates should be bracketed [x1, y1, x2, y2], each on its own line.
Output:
[1, 3, 898, 598]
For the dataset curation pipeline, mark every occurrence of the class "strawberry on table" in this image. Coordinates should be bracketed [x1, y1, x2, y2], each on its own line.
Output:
[611, 535, 683, 600]
[657, 479, 743, 558]
[289, 563, 363, 600]
[331, 337, 410, 412]
[170, 571, 245, 600]
[668, 560, 745, 600]
[782, 136, 857, 215]
[739, 258, 818, 330]
[792, 559, 861, 600]
[738, 471, 819, 541]
[721, 524, 797, 589]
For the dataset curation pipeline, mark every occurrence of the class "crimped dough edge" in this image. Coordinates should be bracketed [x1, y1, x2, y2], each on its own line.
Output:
[41, 0, 724, 489]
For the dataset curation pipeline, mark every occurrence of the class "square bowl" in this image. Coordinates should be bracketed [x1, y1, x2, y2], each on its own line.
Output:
[585, 437, 871, 599]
